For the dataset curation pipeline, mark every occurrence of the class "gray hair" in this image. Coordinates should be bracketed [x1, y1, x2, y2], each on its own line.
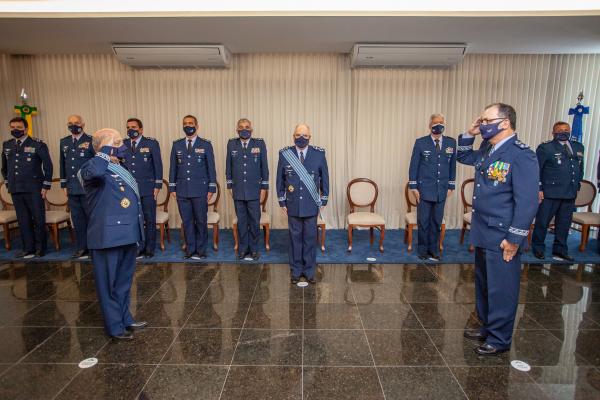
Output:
[429, 113, 445, 124]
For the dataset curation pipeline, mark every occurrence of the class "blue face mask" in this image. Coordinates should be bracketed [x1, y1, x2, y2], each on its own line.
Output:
[431, 124, 445, 135]
[480, 120, 505, 140]
[183, 126, 196, 136]
[68, 125, 83, 135]
[11, 129, 25, 139]
[238, 129, 251, 140]
[113, 145, 128, 159]
[294, 136, 309, 149]
[554, 131, 571, 142]
[127, 129, 140, 139]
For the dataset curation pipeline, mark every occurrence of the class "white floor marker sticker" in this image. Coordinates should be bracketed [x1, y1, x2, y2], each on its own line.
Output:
[366, 257, 377, 262]
[78, 358, 98, 369]
[511, 360, 531, 372]
[297, 281, 309, 288]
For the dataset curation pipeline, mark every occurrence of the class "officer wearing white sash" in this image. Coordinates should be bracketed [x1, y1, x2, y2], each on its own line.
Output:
[276, 124, 329, 284]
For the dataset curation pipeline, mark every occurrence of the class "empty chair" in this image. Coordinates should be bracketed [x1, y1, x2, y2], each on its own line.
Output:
[346, 178, 385, 252]
[155, 179, 171, 251]
[0, 181, 18, 250]
[570, 180, 599, 251]
[45, 178, 74, 251]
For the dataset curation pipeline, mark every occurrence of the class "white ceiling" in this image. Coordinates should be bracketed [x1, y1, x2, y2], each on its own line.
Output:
[1, 15, 599, 55]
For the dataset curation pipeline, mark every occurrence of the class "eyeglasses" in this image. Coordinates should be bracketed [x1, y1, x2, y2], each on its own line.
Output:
[480, 117, 506, 125]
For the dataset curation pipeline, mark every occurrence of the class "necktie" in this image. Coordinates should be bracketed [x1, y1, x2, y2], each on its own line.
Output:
[300, 151, 305, 164]
[132, 141, 136, 153]
[16, 140, 21, 148]
[435, 139, 440, 151]
[73, 137, 77, 146]
[564, 143, 573, 157]
[187, 139, 192, 153]
[243, 142, 247, 150]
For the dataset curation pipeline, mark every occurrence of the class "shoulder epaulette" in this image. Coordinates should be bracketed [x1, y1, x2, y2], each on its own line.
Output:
[174, 137, 185, 143]
[32, 137, 43, 143]
[144, 136, 156, 141]
[514, 140, 529, 149]
[228, 137, 237, 142]
[280, 146, 293, 153]
[311, 145, 325, 152]
[253, 137, 264, 141]
[542, 139, 553, 144]
[200, 138, 211, 143]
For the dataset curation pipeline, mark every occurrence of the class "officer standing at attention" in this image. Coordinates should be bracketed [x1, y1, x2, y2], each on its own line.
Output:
[532, 121, 584, 261]
[60, 114, 94, 259]
[122, 118, 163, 259]
[2, 117, 53, 258]
[457, 103, 539, 355]
[408, 113, 456, 261]
[169, 115, 217, 260]
[276, 123, 329, 284]
[79, 128, 147, 340]
[226, 118, 269, 260]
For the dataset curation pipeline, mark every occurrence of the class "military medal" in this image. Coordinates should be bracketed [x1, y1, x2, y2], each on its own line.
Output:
[288, 185, 294, 192]
[119, 186, 125, 192]
[120, 198, 130, 208]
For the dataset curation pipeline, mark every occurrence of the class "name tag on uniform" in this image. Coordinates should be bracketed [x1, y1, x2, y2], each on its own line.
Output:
[78, 142, 90, 149]
[140, 147, 150, 153]
[445, 147, 454, 154]
[195, 148, 205, 154]
[24, 147, 35, 153]
[251, 147, 260, 154]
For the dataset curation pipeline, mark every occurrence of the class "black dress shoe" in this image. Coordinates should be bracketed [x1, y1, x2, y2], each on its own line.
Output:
[291, 277, 300, 284]
[15, 251, 32, 258]
[35, 251, 45, 258]
[474, 342, 508, 356]
[251, 252, 260, 261]
[534, 251, 545, 260]
[136, 251, 145, 259]
[126, 321, 148, 331]
[418, 254, 428, 261]
[553, 252, 574, 262]
[111, 331, 134, 341]
[71, 249, 87, 259]
[307, 277, 317, 284]
[198, 252, 207, 259]
[184, 253, 193, 259]
[428, 253, 441, 261]
[463, 329, 486, 342]
[144, 252, 154, 259]
[237, 251, 248, 260]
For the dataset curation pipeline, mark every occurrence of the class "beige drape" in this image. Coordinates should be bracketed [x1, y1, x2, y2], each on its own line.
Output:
[1, 53, 599, 229]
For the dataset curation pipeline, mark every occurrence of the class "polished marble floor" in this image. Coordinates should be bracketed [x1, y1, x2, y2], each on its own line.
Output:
[0, 261, 599, 399]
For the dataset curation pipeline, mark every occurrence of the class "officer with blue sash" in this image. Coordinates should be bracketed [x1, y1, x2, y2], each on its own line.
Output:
[408, 113, 456, 260]
[169, 115, 217, 259]
[122, 118, 163, 258]
[59, 114, 95, 259]
[226, 118, 269, 260]
[2, 117, 53, 258]
[276, 123, 329, 284]
[79, 128, 146, 340]
[457, 103, 539, 355]
[532, 121, 584, 261]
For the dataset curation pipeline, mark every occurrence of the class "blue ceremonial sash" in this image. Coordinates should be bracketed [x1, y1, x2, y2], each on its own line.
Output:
[282, 148, 321, 208]
[107, 162, 140, 199]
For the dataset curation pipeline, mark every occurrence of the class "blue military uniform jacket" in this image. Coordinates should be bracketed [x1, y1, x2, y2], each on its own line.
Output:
[169, 137, 217, 197]
[79, 148, 144, 249]
[225, 137, 269, 201]
[408, 135, 457, 202]
[457, 134, 539, 249]
[536, 138, 584, 199]
[2, 136, 53, 193]
[276, 145, 329, 218]
[122, 136, 163, 197]
[59, 133, 95, 195]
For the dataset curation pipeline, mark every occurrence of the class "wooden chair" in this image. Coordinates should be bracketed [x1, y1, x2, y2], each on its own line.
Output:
[570, 180, 598, 252]
[317, 215, 326, 253]
[346, 178, 385, 253]
[232, 190, 271, 253]
[155, 179, 171, 251]
[460, 178, 475, 252]
[0, 181, 18, 250]
[180, 182, 221, 251]
[45, 178, 75, 251]
[403, 182, 446, 252]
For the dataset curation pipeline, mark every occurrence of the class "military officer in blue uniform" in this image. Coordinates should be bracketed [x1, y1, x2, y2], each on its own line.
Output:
[408, 113, 456, 261]
[276, 123, 329, 284]
[169, 115, 217, 259]
[80, 128, 147, 340]
[532, 121, 584, 261]
[2, 117, 53, 258]
[122, 117, 163, 258]
[457, 103, 539, 355]
[59, 114, 95, 259]
[226, 118, 269, 260]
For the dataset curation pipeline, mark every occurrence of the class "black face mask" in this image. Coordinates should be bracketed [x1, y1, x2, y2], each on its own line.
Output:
[68, 125, 83, 135]
[11, 129, 25, 139]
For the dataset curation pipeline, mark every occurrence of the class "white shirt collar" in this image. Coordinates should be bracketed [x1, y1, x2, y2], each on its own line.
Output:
[430, 135, 443, 147]
[71, 133, 83, 142]
[241, 138, 250, 147]
[296, 146, 307, 157]
[186, 135, 197, 147]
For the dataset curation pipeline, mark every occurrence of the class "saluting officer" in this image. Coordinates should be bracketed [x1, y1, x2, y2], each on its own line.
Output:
[276, 123, 329, 285]
[169, 115, 217, 260]
[532, 121, 584, 261]
[122, 118, 163, 258]
[2, 117, 53, 258]
[80, 128, 146, 340]
[226, 118, 269, 260]
[457, 103, 539, 355]
[59, 114, 94, 259]
[408, 113, 456, 261]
